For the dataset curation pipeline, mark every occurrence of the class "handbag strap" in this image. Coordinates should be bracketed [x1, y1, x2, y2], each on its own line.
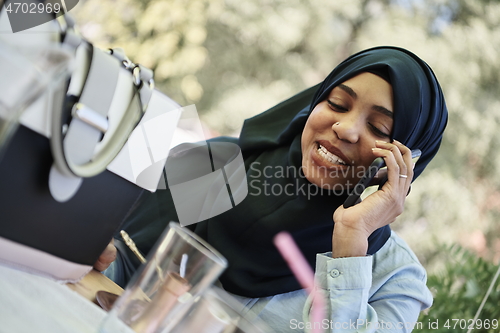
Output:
[48, 15, 154, 201]
[51, 45, 142, 178]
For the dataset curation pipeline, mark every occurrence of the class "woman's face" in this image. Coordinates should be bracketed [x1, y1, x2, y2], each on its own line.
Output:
[301, 72, 394, 190]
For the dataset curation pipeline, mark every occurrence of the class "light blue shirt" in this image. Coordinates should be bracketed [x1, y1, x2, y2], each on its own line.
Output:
[228, 231, 433, 333]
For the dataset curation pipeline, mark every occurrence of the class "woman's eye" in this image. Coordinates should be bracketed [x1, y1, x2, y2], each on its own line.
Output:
[327, 100, 348, 112]
[370, 123, 390, 138]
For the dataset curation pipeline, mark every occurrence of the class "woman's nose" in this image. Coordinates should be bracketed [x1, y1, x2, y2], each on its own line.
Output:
[332, 114, 361, 143]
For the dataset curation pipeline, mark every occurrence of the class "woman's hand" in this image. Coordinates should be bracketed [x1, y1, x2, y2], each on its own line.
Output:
[332, 140, 414, 258]
[93, 239, 117, 271]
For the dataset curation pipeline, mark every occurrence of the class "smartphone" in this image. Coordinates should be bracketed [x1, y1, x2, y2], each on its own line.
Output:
[343, 149, 422, 208]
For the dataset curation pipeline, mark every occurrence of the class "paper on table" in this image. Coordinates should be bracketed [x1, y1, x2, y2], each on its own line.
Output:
[0, 263, 134, 333]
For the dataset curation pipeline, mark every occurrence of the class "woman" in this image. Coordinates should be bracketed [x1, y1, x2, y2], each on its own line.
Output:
[97, 46, 448, 332]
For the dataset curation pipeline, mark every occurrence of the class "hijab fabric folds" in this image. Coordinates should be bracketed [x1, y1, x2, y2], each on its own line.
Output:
[241, 46, 448, 181]
[122, 46, 448, 298]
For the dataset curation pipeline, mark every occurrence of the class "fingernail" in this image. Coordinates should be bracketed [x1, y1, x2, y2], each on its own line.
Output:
[412, 163, 415, 169]
[372, 148, 382, 152]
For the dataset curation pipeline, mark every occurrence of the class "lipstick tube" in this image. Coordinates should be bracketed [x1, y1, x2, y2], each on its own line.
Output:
[129, 271, 191, 333]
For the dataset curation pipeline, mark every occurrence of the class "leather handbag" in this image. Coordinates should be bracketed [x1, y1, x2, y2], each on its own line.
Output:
[0, 8, 178, 282]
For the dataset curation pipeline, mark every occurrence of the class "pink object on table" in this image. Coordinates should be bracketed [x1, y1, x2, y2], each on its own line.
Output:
[274, 231, 326, 333]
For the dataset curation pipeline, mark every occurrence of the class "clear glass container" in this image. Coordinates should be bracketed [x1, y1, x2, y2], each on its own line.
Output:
[100, 222, 228, 333]
[169, 286, 272, 333]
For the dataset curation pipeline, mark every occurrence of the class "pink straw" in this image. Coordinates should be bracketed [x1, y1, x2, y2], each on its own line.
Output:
[274, 232, 326, 333]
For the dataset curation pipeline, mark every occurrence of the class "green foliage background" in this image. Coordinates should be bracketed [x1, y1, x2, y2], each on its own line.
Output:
[416, 245, 500, 332]
[72, 0, 500, 326]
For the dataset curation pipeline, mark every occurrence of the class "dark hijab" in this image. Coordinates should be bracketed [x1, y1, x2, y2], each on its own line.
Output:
[240, 46, 448, 181]
[120, 46, 448, 298]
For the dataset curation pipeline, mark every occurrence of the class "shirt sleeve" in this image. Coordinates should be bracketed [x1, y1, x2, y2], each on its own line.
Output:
[237, 233, 433, 333]
[304, 248, 432, 333]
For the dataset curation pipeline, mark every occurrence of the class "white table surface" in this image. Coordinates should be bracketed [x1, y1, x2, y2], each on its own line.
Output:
[0, 263, 127, 333]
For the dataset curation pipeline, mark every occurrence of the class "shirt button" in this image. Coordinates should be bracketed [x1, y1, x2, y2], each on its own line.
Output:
[330, 269, 340, 278]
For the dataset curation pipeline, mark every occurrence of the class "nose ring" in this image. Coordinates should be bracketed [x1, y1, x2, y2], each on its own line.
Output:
[334, 122, 340, 126]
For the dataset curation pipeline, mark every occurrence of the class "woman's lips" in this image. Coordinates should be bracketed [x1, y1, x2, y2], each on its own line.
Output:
[315, 141, 352, 165]
[311, 142, 350, 169]
[317, 144, 347, 165]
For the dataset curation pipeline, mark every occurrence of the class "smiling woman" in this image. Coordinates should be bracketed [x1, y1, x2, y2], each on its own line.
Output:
[98, 46, 448, 333]
[301, 72, 395, 189]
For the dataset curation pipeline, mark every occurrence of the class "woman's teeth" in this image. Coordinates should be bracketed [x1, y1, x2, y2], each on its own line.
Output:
[317, 144, 347, 165]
